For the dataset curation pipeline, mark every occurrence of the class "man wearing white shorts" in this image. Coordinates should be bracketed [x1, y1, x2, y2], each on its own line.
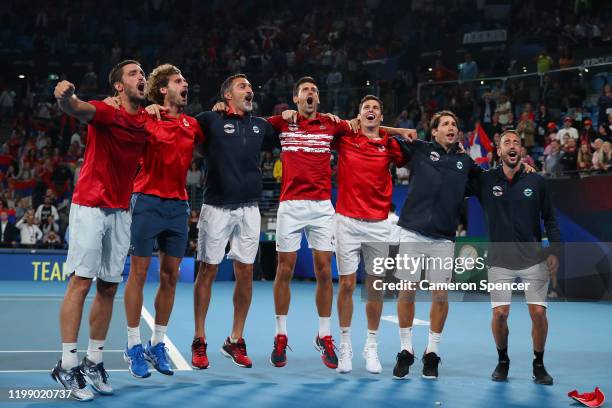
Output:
[192, 74, 276, 369]
[51, 60, 150, 401]
[267, 77, 352, 369]
[470, 130, 560, 385]
[333, 95, 409, 375]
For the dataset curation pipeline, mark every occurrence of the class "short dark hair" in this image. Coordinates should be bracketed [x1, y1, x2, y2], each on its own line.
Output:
[293, 76, 318, 96]
[108, 59, 141, 93]
[359, 95, 383, 112]
[219, 73, 247, 103]
[499, 129, 522, 146]
[430, 110, 459, 130]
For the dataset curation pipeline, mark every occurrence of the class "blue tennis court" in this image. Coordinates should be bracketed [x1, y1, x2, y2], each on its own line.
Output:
[0, 279, 609, 407]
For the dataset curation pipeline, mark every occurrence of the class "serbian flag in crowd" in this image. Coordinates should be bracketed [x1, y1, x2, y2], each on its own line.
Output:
[12, 179, 37, 195]
[0, 154, 11, 172]
[469, 123, 493, 168]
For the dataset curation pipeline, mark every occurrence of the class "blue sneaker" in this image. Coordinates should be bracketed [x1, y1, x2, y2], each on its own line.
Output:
[145, 341, 174, 375]
[124, 344, 151, 378]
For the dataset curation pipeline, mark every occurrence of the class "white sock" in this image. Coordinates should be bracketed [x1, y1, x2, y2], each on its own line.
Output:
[151, 325, 167, 346]
[230, 336, 239, 344]
[426, 330, 441, 355]
[399, 327, 413, 354]
[340, 326, 351, 345]
[275, 315, 287, 335]
[127, 326, 141, 349]
[61, 342, 78, 369]
[318, 316, 331, 337]
[366, 329, 378, 345]
[87, 339, 104, 364]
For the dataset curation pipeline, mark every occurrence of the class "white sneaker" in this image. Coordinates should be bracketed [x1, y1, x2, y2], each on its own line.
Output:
[336, 342, 353, 373]
[363, 342, 382, 374]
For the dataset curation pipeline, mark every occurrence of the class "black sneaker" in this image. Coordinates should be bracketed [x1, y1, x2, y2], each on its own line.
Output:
[50, 360, 94, 401]
[422, 352, 441, 379]
[491, 360, 510, 382]
[533, 362, 553, 385]
[392, 349, 415, 380]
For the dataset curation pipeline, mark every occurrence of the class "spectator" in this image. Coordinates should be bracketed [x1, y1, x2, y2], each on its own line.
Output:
[458, 53, 478, 81]
[396, 165, 410, 185]
[479, 92, 496, 135]
[16, 161, 35, 180]
[536, 50, 553, 74]
[394, 110, 414, 129]
[260, 151, 275, 179]
[597, 84, 612, 126]
[42, 230, 62, 249]
[15, 213, 42, 247]
[41, 214, 60, 236]
[186, 162, 202, 189]
[581, 119, 598, 145]
[273, 155, 282, 183]
[557, 117, 579, 141]
[577, 142, 593, 171]
[0, 210, 18, 248]
[34, 195, 59, 224]
[495, 94, 513, 126]
[543, 140, 563, 175]
[520, 146, 536, 168]
[560, 138, 578, 172]
[187, 210, 199, 256]
[593, 141, 612, 171]
[432, 59, 457, 82]
[0, 87, 16, 121]
[516, 111, 535, 148]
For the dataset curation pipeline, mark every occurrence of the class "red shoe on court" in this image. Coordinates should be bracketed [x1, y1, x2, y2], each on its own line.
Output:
[221, 337, 252, 368]
[191, 337, 209, 369]
[314, 335, 338, 369]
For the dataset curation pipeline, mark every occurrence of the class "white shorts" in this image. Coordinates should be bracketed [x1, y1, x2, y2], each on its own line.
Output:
[65, 203, 131, 283]
[335, 214, 391, 276]
[395, 228, 455, 283]
[197, 203, 261, 265]
[489, 262, 549, 308]
[276, 200, 335, 252]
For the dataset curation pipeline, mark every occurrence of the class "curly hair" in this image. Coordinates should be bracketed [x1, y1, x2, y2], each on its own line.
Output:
[146, 64, 182, 105]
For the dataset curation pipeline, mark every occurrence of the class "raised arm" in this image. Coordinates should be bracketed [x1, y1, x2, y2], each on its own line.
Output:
[54, 80, 96, 123]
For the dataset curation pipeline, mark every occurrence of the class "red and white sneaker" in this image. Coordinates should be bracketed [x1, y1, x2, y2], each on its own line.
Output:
[270, 334, 290, 367]
[220, 337, 252, 368]
[314, 335, 338, 369]
[191, 337, 209, 369]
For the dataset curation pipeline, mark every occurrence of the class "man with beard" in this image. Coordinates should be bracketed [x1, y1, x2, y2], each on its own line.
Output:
[191, 74, 277, 369]
[51, 60, 150, 400]
[119, 64, 203, 378]
[469, 130, 560, 385]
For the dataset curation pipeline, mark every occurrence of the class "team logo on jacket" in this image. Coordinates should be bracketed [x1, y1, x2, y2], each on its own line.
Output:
[253, 125, 260, 134]
[183, 118, 190, 127]
[288, 123, 298, 131]
[492, 185, 503, 197]
[430, 151, 440, 162]
[523, 188, 533, 197]
[224, 124, 235, 134]
[456, 161, 463, 169]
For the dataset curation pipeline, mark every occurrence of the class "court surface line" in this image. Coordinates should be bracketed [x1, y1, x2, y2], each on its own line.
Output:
[381, 315, 430, 325]
[140, 305, 192, 371]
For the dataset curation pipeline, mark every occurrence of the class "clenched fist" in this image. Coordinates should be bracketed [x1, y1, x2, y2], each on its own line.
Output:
[54, 80, 75, 101]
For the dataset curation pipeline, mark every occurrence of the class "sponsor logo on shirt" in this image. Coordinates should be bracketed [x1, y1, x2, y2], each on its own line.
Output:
[523, 188, 533, 197]
[183, 118, 190, 127]
[253, 125, 260, 134]
[492, 185, 503, 197]
[430, 151, 440, 162]
[377, 145, 386, 152]
[288, 123, 298, 131]
[224, 124, 235, 134]
[456, 161, 463, 169]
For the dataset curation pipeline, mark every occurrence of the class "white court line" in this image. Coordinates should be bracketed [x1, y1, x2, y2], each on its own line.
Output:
[140, 306, 192, 371]
[381, 315, 430, 326]
[0, 369, 128, 373]
[0, 350, 124, 353]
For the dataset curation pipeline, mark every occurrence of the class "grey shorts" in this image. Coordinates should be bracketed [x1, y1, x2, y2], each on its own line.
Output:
[489, 262, 550, 308]
[394, 228, 455, 284]
[65, 203, 131, 283]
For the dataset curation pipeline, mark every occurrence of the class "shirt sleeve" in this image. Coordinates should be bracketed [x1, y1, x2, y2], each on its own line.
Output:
[88, 100, 116, 126]
[262, 120, 280, 151]
[334, 119, 352, 137]
[393, 136, 417, 160]
[388, 138, 408, 167]
[193, 118, 205, 144]
[464, 156, 483, 197]
[539, 176, 562, 257]
[266, 115, 285, 132]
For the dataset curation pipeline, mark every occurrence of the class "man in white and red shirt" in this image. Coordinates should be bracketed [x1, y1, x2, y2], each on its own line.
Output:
[268, 77, 352, 369]
[121, 64, 204, 379]
[333, 95, 407, 375]
[52, 60, 149, 401]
